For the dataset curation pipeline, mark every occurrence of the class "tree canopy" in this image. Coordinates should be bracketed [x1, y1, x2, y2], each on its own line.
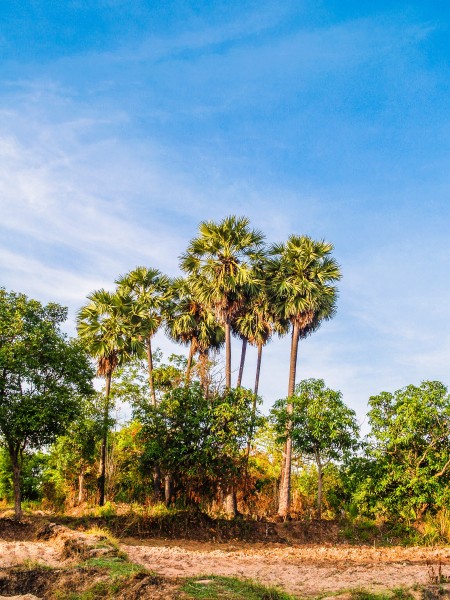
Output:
[0, 289, 94, 518]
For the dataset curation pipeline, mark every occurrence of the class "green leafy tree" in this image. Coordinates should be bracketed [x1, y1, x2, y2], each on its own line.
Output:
[77, 288, 143, 505]
[272, 379, 359, 518]
[0, 447, 48, 504]
[136, 384, 256, 506]
[0, 289, 94, 518]
[266, 236, 341, 517]
[362, 381, 450, 519]
[47, 394, 104, 506]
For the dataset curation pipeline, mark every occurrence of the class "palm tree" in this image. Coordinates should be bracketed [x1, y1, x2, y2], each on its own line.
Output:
[235, 288, 289, 452]
[77, 289, 143, 506]
[116, 267, 170, 407]
[166, 277, 225, 390]
[180, 216, 265, 389]
[266, 235, 341, 517]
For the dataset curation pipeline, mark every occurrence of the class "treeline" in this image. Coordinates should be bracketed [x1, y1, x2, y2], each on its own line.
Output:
[1, 215, 450, 524]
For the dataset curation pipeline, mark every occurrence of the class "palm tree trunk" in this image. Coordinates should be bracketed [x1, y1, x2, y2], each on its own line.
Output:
[147, 336, 156, 406]
[236, 338, 247, 388]
[224, 314, 234, 514]
[99, 370, 112, 507]
[254, 342, 262, 397]
[147, 336, 162, 499]
[199, 349, 208, 393]
[278, 323, 300, 518]
[245, 343, 263, 459]
[185, 341, 194, 385]
[243, 343, 263, 501]
[225, 317, 231, 388]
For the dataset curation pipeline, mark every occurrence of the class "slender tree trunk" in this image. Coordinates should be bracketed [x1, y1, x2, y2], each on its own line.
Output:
[10, 446, 22, 520]
[278, 323, 300, 518]
[185, 341, 194, 385]
[78, 469, 85, 505]
[164, 475, 172, 506]
[99, 370, 112, 507]
[224, 316, 235, 515]
[254, 342, 262, 398]
[243, 344, 263, 502]
[236, 338, 247, 388]
[198, 349, 208, 393]
[225, 317, 231, 388]
[245, 343, 263, 459]
[147, 336, 156, 406]
[147, 336, 162, 500]
[225, 488, 238, 518]
[317, 454, 323, 520]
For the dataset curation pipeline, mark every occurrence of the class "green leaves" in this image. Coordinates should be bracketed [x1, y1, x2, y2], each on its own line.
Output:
[0, 289, 94, 451]
[180, 215, 266, 323]
[360, 381, 450, 518]
[266, 234, 341, 334]
[77, 288, 145, 376]
[136, 384, 257, 501]
[271, 378, 359, 464]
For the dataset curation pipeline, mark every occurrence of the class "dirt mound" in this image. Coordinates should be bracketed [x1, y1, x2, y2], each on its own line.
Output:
[0, 567, 182, 600]
[36, 522, 118, 561]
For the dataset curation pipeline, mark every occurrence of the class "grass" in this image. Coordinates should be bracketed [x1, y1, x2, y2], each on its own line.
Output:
[85, 526, 121, 550]
[80, 555, 146, 579]
[182, 575, 296, 600]
[16, 558, 55, 571]
[349, 590, 414, 600]
[54, 555, 154, 599]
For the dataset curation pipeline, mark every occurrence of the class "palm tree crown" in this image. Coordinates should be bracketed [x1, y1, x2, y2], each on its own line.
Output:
[267, 235, 341, 337]
[116, 266, 171, 406]
[77, 288, 143, 376]
[179, 215, 265, 388]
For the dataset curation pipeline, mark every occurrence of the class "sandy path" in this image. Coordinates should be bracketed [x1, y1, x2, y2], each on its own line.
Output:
[122, 541, 450, 597]
[0, 541, 62, 568]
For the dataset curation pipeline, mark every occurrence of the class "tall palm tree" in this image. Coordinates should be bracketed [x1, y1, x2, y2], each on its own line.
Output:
[116, 267, 170, 407]
[235, 288, 289, 455]
[232, 287, 254, 389]
[180, 216, 265, 389]
[266, 235, 341, 517]
[166, 277, 225, 390]
[77, 289, 143, 506]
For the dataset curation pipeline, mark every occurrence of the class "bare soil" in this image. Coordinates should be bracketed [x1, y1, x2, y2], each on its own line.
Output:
[1, 517, 450, 598]
[123, 538, 450, 597]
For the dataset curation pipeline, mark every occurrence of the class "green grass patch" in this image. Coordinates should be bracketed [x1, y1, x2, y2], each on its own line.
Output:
[350, 589, 414, 600]
[182, 575, 296, 600]
[81, 555, 146, 580]
[55, 556, 155, 599]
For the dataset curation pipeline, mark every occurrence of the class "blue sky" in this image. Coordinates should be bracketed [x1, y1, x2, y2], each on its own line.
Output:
[1, 1, 449, 426]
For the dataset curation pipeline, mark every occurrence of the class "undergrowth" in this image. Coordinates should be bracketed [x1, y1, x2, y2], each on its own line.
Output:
[182, 575, 295, 600]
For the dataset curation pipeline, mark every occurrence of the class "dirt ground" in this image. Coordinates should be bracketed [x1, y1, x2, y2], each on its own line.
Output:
[122, 539, 450, 597]
[2, 518, 450, 598]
